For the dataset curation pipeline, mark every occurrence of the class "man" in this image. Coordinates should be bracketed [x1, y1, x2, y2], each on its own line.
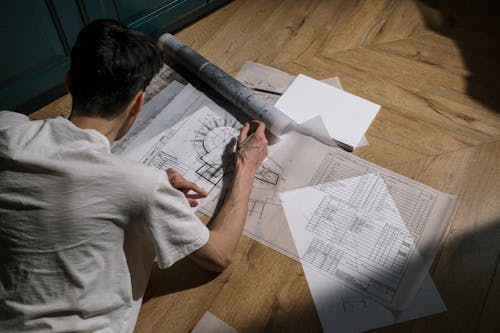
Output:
[0, 19, 268, 332]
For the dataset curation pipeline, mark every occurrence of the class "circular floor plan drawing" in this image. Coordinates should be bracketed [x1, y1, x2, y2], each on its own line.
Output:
[189, 115, 241, 184]
[193, 117, 241, 165]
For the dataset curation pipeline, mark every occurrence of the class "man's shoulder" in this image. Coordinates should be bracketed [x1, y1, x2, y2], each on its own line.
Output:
[0, 111, 29, 130]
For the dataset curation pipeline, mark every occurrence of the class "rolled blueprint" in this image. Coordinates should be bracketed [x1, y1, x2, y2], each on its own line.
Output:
[158, 33, 296, 137]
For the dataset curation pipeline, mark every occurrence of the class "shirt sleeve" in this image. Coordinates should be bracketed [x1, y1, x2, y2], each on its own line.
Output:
[145, 172, 210, 269]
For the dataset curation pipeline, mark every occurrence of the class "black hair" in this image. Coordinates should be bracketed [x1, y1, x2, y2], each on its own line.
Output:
[69, 19, 162, 118]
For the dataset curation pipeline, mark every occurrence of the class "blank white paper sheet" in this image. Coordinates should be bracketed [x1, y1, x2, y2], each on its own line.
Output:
[275, 74, 380, 148]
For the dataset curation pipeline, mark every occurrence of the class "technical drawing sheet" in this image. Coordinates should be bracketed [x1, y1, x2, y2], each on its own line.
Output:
[278, 133, 457, 329]
[113, 80, 248, 217]
[112, 80, 185, 154]
[280, 173, 449, 309]
[113, 83, 225, 155]
[139, 106, 242, 215]
[112, 64, 186, 154]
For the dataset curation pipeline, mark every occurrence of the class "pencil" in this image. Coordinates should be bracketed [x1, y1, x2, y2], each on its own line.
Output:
[237, 132, 255, 150]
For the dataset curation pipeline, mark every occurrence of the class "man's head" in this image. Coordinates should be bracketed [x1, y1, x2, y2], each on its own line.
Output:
[68, 19, 161, 119]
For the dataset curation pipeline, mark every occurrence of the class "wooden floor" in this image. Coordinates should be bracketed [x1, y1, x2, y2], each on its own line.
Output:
[32, 0, 500, 332]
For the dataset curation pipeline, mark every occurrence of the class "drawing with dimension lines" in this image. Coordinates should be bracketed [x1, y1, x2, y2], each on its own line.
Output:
[281, 163, 457, 310]
[139, 106, 242, 215]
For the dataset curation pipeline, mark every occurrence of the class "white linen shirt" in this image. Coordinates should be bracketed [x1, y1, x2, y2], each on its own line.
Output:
[0, 111, 210, 332]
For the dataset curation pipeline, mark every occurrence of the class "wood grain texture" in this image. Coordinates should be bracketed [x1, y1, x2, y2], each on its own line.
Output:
[29, 94, 71, 120]
[31, 0, 500, 332]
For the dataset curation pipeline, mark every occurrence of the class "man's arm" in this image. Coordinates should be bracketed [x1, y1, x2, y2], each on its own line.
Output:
[189, 120, 268, 272]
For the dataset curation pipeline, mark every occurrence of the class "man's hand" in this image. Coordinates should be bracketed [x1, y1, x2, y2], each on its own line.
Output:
[166, 168, 208, 207]
[236, 120, 268, 174]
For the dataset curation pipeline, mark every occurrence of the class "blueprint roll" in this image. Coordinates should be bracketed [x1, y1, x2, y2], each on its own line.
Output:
[158, 33, 296, 137]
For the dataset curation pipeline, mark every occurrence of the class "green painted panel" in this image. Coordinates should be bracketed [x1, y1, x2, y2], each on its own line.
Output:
[82, 0, 119, 22]
[1, 59, 69, 114]
[116, 0, 176, 24]
[0, 1, 72, 113]
[127, 0, 205, 35]
[0, 1, 65, 86]
[53, 0, 86, 47]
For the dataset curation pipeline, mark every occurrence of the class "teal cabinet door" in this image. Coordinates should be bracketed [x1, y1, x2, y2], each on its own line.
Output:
[82, 0, 206, 35]
[0, 0, 85, 114]
[0, 0, 229, 114]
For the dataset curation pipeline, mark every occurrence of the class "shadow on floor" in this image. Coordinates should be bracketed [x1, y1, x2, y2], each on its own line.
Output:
[143, 257, 219, 302]
[417, 0, 500, 113]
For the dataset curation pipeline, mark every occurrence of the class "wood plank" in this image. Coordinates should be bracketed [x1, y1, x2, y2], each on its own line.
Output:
[29, 94, 71, 120]
[354, 134, 426, 168]
[177, 0, 283, 74]
[207, 0, 322, 74]
[315, 45, 500, 123]
[272, 0, 428, 68]
[270, 0, 345, 67]
[372, 32, 468, 75]
[322, 47, 467, 97]
[319, 0, 400, 56]
[371, 0, 428, 44]
[208, 239, 320, 332]
[136, 254, 234, 332]
[135, 236, 321, 333]
[367, 106, 473, 157]
[175, 1, 244, 52]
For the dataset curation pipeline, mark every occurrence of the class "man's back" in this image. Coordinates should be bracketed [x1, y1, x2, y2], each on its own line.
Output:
[0, 18, 268, 332]
[0, 111, 208, 332]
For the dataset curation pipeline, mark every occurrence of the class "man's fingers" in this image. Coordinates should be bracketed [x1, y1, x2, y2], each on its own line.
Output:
[166, 167, 178, 177]
[187, 198, 199, 207]
[250, 120, 266, 135]
[166, 168, 181, 184]
[238, 122, 250, 145]
[185, 181, 208, 197]
[166, 168, 207, 199]
[186, 192, 206, 200]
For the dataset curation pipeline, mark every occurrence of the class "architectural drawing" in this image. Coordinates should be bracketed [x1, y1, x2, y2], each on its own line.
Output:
[309, 152, 437, 242]
[341, 293, 368, 313]
[133, 103, 288, 221]
[138, 106, 242, 215]
[255, 157, 282, 185]
[192, 116, 241, 183]
[281, 164, 456, 310]
[115, 81, 291, 224]
[248, 157, 284, 217]
[298, 173, 415, 305]
[115, 80, 245, 160]
[112, 80, 185, 154]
